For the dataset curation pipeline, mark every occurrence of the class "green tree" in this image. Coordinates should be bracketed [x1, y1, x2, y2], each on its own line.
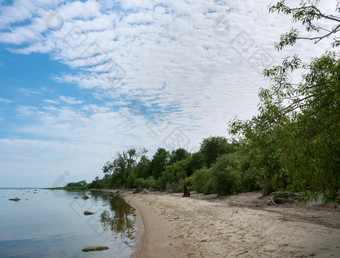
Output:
[66, 180, 87, 187]
[189, 167, 211, 193]
[205, 152, 242, 195]
[269, 0, 340, 49]
[230, 0, 340, 201]
[200, 136, 235, 167]
[88, 176, 106, 189]
[160, 159, 188, 191]
[103, 147, 147, 188]
[150, 148, 169, 179]
[186, 151, 205, 176]
[133, 155, 152, 179]
[169, 148, 191, 164]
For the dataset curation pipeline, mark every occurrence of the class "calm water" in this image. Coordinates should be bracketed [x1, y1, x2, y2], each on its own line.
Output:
[0, 189, 136, 258]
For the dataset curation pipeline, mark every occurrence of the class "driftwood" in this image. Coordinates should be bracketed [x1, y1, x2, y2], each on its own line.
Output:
[267, 192, 301, 206]
[141, 189, 149, 194]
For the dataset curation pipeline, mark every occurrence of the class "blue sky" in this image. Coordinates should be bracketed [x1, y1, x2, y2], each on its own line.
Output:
[0, 0, 336, 187]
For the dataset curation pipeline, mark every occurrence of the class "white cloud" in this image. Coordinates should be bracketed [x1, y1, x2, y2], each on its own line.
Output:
[0, 0, 337, 186]
[44, 99, 60, 104]
[0, 97, 12, 103]
[59, 95, 83, 104]
[17, 87, 42, 96]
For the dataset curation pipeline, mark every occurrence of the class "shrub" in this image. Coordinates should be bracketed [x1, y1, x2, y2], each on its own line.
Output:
[134, 178, 145, 189]
[189, 167, 211, 193]
[208, 152, 242, 195]
[144, 176, 158, 189]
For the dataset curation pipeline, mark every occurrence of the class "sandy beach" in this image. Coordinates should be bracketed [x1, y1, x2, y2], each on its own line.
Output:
[120, 191, 340, 258]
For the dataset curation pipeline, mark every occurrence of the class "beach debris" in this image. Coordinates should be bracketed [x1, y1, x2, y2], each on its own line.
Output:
[267, 198, 277, 206]
[166, 188, 173, 194]
[116, 189, 125, 195]
[141, 189, 149, 194]
[266, 192, 301, 206]
[82, 195, 89, 200]
[132, 188, 140, 194]
[199, 194, 218, 200]
[84, 211, 95, 215]
[82, 246, 109, 252]
[235, 250, 248, 256]
[9, 197, 21, 202]
[183, 183, 190, 197]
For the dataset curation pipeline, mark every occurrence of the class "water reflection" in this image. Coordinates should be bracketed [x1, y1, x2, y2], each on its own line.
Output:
[0, 189, 137, 258]
[100, 195, 136, 243]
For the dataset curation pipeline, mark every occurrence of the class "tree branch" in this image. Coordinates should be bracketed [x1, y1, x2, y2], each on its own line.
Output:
[280, 94, 318, 115]
[282, 4, 340, 23]
[297, 24, 340, 43]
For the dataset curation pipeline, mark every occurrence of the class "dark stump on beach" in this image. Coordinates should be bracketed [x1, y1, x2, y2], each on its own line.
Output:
[183, 183, 190, 197]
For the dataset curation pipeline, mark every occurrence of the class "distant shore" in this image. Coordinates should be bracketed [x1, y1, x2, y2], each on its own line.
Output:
[46, 186, 88, 190]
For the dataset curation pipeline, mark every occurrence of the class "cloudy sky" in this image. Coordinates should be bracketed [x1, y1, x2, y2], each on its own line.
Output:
[0, 0, 336, 187]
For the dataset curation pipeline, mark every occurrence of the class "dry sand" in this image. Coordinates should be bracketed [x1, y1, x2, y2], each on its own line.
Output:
[121, 191, 340, 258]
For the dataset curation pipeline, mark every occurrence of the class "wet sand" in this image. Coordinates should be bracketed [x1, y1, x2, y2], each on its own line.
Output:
[122, 191, 340, 258]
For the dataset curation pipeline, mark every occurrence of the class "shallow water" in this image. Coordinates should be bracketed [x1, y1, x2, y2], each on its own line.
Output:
[0, 188, 136, 258]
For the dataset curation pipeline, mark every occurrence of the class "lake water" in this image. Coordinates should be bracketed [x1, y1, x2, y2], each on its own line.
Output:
[0, 188, 136, 258]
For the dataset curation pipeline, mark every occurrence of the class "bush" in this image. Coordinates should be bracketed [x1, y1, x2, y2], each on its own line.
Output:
[144, 176, 158, 189]
[189, 167, 211, 193]
[159, 160, 187, 191]
[208, 152, 242, 195]
[126, 172, 137, 188]
[134, 178, 145, 189]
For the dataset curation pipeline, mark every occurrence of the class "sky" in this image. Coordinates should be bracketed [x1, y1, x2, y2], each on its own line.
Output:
[0, 0, 337, 187]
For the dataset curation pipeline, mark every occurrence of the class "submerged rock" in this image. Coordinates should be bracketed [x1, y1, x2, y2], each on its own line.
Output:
[9, 197, 21, 202]
[84, 211, 95, 215]
[82, 246, 109, 252]
[82, 195, 89, 200]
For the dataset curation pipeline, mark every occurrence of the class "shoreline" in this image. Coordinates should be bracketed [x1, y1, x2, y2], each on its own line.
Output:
[124, 193, 192, 257]
[96, 189, 340, 257]
[124, 195, 145, 258]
